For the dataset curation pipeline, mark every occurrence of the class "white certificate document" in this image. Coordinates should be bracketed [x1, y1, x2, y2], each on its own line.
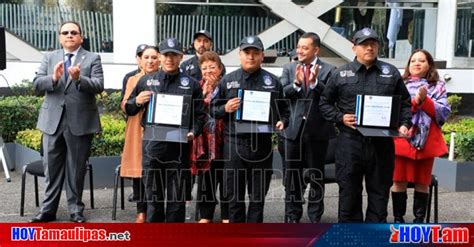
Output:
[362, 95, 392, 127]
[242, 90, 271, 122]
[154, 94, 183, 125]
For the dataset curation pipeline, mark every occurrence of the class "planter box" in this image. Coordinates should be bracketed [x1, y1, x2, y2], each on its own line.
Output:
[433, 157, 474, 192]
[5, 143, 41, 171]
[88, 155, 122, 189]
[5, 143, 123, 189]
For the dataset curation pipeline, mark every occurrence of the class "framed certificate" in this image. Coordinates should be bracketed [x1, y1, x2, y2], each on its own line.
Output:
[235, 89, 276, 133]
[355, 94, 401, 137]
[240, 90, 271, 122]
[144, 93, 192, 143]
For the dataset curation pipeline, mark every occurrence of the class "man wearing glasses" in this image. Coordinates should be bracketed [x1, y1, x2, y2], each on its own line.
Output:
[30, 21, 104, 223]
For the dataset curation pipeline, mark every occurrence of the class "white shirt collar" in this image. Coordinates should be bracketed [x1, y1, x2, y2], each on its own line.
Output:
[309, 57, 318, 67]
[64, 47, 80, 57]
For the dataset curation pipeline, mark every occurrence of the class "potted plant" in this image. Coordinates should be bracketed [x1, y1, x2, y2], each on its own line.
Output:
[433, 115, 474, 192]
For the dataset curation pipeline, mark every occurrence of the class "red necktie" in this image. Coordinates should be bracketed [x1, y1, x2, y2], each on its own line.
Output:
[304, 64, 312, 90]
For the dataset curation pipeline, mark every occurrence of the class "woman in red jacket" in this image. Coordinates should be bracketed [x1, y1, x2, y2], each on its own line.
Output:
[391, 49, 451, 223]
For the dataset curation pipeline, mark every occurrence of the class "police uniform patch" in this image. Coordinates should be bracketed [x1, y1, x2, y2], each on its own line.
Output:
[362, 28, 371, 36]
[147, 79, 160, 86]
[263, 75, 272, 86]
[227, 81, 240, 89]
[167, 39, 175, 47]
[180, 77, 189, 87]
[247, 37, 255, 44]
[186, 64, 194, 71]
[381, 65, 390, 74]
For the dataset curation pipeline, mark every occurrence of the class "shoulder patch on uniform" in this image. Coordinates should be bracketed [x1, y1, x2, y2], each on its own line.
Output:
[180, 77, 190, 87]
[381, 65, 390, 74]
[263, 75, 273, 86]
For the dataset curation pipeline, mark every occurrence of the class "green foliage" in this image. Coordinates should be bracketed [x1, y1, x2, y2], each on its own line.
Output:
[90, 114, 125, 156]
[15, 114, 125, 157]
[456, 134, 474, 162]
[447, 94, 462, 119]
[442, 118, 474, 161]
[15, 129, 42, 151]
[96, 91, 124, 119]
[0, 96, 43, 142]
[10, 79, 37, 96]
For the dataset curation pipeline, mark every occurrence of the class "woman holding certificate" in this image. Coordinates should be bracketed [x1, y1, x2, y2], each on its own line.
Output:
[191, 51, 229, 223]
[391, 49, 451, 223]
[120, 45, 160, 223]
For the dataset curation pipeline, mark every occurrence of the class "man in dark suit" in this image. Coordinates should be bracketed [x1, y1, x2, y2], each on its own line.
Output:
[31, 21, 104, 223]
[280, 32, 336, 223]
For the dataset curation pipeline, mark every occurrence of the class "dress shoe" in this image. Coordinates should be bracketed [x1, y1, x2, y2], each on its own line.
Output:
[285, 217, 300, 223]
[70, 212, 86, 223]
[135, 213, 146, 223]
[128, 193, 139, 202]
[29, 213, 56, 223]
[309, 218, 321, 223]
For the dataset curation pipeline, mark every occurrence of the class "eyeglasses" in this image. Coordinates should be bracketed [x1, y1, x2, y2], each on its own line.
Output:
[60, 30, 80, 36]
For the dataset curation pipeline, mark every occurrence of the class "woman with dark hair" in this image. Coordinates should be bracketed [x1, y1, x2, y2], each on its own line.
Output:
[120, 45, 160, 223]
[191, 51, 229, 223]
[391, 49, 451, 223]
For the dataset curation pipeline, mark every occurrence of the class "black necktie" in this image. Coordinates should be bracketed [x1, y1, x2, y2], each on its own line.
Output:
[64, 53, 73, 80]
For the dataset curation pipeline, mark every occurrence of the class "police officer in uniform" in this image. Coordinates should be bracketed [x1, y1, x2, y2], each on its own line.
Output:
[180, 30, 225, 81]
[126, 38, 206, 222]
[211, 36, 289, 223]
[319, 28, 412, 223]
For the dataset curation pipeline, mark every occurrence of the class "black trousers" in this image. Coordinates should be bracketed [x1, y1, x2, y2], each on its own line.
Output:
[277, 135, 286, 186]
[142, 141, 191, 223]
[197, 160, 229, 221]
[224, 136, 273, 223]
[335, 132, 394, 223]
[131, 178, 147, 214]
[284, 127, 328, 223]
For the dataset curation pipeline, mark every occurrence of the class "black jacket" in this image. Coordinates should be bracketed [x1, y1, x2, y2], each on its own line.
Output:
[125, 69, 206, 137]
[319, 58, 412, 135]
[211, 67, 289, 138]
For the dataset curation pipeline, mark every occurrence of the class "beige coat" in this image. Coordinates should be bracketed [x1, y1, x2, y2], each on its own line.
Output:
[120, 71, 145, 178]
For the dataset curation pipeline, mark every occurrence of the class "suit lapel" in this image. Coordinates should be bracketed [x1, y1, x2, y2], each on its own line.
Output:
[74, 48, 85, 66]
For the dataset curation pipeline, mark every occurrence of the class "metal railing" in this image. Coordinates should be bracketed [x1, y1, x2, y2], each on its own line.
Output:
[1, 3, 300, 54]
[0, 3, 113, 53]
[158, 14, 299, 55]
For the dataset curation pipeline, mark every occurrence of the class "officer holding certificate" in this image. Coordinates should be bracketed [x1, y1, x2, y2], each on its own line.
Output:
[211, 36, 289, 223]
[126, 38, 206, 222]
[319, 28, 411, 223]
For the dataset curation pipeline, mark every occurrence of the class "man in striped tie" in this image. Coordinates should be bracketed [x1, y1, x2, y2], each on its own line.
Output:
[279, 32, 337, 223]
